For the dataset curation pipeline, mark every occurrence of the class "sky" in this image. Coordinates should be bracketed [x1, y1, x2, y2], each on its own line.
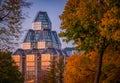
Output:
[21, 0, 73, 49]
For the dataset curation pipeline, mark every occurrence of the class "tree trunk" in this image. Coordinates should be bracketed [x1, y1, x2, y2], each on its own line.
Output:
[94, 48, 104, 83]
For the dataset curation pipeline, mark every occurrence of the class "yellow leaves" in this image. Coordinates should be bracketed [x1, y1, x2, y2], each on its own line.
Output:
[112, 30, 120, 41]
[87, 51, 98, 59]
[103, 45, 120, 66]
[102, 45, 120, 82]
[65, 45, 120, 83]
[65, 54, 96, 83]
[101, 14, 116, 27]
[99, 6, 120, 41]
[61, 0, 120, 82]
[77, 39, 82, 47]
[103, 68, 120, 83]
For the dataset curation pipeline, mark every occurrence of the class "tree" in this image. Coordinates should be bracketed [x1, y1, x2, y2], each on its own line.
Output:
[59, 0, 120, 83]
[101, 45, 120, 83]
[64, 45, 120, 83]
[42, 56, 65, 83]
[0, 0, 31, 50]
[56, 57, 65, 83]
[42, 56, 57, 83]
[0, 51, 24, 83]
[64, 53, 97, 83]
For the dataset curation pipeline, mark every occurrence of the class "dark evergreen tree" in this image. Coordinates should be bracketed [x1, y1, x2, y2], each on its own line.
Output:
[0, 51, 24, 83]
[57, 57, 65, 83]
[42, 56, 65, 83]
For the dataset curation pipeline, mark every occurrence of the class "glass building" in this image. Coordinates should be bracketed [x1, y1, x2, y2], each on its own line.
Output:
[12, 11, 68, 83]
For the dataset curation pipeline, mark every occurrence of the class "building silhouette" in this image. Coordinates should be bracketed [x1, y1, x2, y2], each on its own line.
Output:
[12, 11, 68, 83]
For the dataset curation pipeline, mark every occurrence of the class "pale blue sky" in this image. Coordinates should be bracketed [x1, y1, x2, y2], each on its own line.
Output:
[22, 0, 73, 48]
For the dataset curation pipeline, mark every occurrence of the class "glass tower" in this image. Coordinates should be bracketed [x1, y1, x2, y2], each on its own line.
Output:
[12, 11, 68, 83]
[23, 11, 61, 49]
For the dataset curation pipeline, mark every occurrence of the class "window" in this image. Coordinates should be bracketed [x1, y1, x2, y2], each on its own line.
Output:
[26, 66, 34, 71]
[26, 55, 35, 62]
[12, 55, 20, 66]
[31, 42, 37, 49]
[26, 55, 35, 81]
[26, 62, 35, 66]
[26, 71, 35, 81]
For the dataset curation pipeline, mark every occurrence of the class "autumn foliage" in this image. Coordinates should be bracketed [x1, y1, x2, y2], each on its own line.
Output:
[64, 53, 97, 83]
[64, 45, 120, 83]
[59, 0, 120, 82]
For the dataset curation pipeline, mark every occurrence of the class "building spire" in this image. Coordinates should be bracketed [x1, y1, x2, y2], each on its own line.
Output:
[33, 11, 52, 30]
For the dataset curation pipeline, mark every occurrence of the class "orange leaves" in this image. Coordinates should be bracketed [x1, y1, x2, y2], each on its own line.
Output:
[101, 45, 120, 82]
[99, 6, 120, 41]
[112, 30, 120, 41]
[61, 0, 120, 82]
[64, 54, 96, 83]
[103, 45, 120, 66]
[77, 39, 82, 47]
[87, 51, 98, 59]
[64, 46, 120, 83]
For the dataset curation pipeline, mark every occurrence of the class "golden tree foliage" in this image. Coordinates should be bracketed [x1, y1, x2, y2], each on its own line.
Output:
[101, 45, 120, 83]
[64, 53, 97, 83]
[60, 0, 120, 82]
[99, 6, 120, 41]
[64, 45, 120, 83]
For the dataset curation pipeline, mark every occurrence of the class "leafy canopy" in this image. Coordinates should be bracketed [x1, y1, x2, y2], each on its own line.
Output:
[64, 45, 120, 83]
[60, 0, 120, 83]
[59, 0, 120, 52]
[0, 0, 31, 50]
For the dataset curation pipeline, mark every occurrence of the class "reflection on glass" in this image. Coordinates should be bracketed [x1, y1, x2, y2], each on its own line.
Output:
[12, 55, 20, 66]
[26, 55, 35, 81]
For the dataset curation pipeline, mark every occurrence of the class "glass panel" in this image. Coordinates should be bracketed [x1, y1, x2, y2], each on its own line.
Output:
[16, 62, 20, 66]
[26, 62, 35, 66]
[26, 71, 35, 81]
[35, 32, 40, 41]
[41, 54, 50, 61]
[46, 42, 52, 47]
[30, 32, 36, 42]
[34, 12, 51, 29]
[12, 56, 20, 66]
[12, 55, 20, 62]
[31, 42, 37, 49]
[26, 55, 35, 61]
[43, 31, 52, 41]
[26, 66, 35, 71]
[41, 62, 50, 66]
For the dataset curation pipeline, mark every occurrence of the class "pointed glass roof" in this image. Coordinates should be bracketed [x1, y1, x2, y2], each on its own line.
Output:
[34, 11, 52, 30]
[23, 29, 60, 44]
